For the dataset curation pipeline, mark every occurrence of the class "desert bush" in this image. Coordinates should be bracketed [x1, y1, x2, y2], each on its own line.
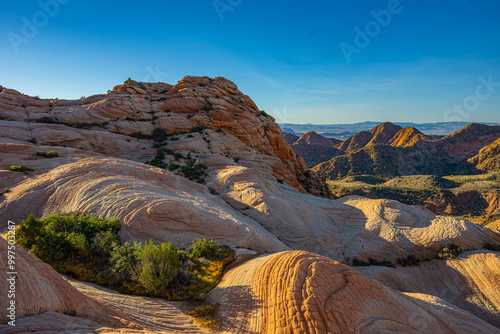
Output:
[437, 243, 463, 259]
[130, 132, 145, 139]
[16, 214, 46, 251]
[149, 147, 167, 168]
[136, 240, 179, 296]
[397, 254, 420, 267]
[10, 165, 33, 173]
[353, 257, 395, 268]
[109, 242, 139, 280]
[201, 105, 213, 112]
[37, 116, 61, 124]
[37, 150, 59, 158]
[187, 303, 220, 330]
[16, 214, 234, 301]
[193, 125, 207, 133]
[153, 128, 168, 142]
[190, 239, 219, 260]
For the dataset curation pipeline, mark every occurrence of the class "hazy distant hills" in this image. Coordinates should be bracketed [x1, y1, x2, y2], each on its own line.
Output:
[280, 121, 499, 140]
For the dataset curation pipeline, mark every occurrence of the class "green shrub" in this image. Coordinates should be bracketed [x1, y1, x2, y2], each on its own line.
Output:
[136, 240, 179, 296]
[352, 258, 370, 266]
[37, 116, 61, 124]
[173, 152, 184, 161]
[15, 214, 234, 301]
[149, 147, 167, 168]
[193, 125, 207, 133]
[168, 163, 180, 171]
[10, 165, 33, 173]
[17, 214, 46, 251]
[110, 243, 139, 280]
[397, 254, 420, 267]
[202, 105, 213, 112]
[37, 150, 59, 158]
[190, 239, 219, 260]
[437, 243, 463, 259]
[181, 159, 208, 181]
[353, 257, 395, 268]
[153, 128, 168, 142]
[130, 132, 145, 139]
[17, 213, 120, 262]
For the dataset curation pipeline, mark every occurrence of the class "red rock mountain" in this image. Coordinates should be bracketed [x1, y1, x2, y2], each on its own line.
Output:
[338, 122, 403, 153]
[313, 122, 500, 179]
[293, 131, 342, 147]
[389, 126, 431, 146]
[283, 132, 299, 144]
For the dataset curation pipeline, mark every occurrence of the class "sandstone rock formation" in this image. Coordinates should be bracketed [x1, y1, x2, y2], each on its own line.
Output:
[360, 250, 500, 328]
[2, 79, 500, 332]
[0, 157, 288, 252]
[0, 238, 105, 323]
[208, 251, 499, 333]
[0, 78, 328, 196]
[0, 237, 149, 332]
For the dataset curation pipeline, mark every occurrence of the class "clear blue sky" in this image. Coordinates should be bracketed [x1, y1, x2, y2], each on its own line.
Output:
[1, 0, 499, 124]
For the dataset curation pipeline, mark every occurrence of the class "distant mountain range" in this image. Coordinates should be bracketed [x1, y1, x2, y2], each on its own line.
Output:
[284, 122, 500, 180]
[280, 121, 499, 140]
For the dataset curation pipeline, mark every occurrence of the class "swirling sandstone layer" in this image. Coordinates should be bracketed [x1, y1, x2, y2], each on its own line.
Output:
[208, 251, 499, 333]
[360, 250, 500, 327]
[0, 238, 138, 330]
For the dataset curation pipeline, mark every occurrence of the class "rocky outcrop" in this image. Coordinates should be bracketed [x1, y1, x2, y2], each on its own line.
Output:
[360, 250, 500, 328]
[0, 157, 288, 252]
[0, 77, 328, 196]
[208, 251, 499, 333]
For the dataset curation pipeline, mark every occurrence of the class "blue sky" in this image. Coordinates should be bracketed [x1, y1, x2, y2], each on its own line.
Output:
[1, 0, 499, 124]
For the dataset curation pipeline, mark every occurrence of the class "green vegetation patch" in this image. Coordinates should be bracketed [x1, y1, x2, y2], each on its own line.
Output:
[437, 243, 463, 259]
[14, 213, 234, 300]
[10, 165, 33, 173]
[37, 150, 59, 158]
